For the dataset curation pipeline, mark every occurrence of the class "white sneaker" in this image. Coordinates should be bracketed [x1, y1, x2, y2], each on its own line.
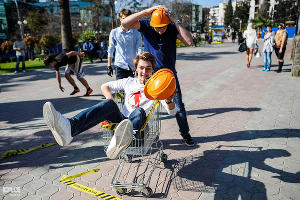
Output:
[43, 102, 72, 146]
[106, 119, 133, 159]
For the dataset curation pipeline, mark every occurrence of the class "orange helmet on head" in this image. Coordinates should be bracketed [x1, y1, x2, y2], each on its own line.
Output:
[150, 8, 171, 28]
[144, 68, 176, 100]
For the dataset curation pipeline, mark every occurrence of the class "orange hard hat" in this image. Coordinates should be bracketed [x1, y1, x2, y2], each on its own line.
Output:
[150, 9, 171, 28]
[144, 68, 176, 100]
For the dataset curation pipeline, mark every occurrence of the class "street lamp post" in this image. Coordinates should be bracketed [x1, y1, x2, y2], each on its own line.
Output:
[17, 19, 27, 39]
[78, 22, 87, 32]
[14, 0, 27, 39]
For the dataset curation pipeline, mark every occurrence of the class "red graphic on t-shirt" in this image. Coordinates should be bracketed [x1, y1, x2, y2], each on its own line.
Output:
[130, 91, 142, 108]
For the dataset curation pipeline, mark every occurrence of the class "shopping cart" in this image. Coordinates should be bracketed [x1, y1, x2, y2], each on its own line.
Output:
[100, 93, 168, 197]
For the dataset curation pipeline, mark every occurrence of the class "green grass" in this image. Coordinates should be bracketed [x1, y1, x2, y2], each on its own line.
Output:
[0, 60, 46, 74]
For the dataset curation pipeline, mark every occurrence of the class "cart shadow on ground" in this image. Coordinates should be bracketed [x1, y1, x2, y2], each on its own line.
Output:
[148, 145, 300, 199]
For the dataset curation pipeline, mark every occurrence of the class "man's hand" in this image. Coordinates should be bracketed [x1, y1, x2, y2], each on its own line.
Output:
[107, 66, 113, 77]
[59, 85, 65, 92]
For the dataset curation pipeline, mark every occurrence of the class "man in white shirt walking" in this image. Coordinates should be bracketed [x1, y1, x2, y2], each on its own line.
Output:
[13, 36, 26, 73]
[107, 9, 143, 79]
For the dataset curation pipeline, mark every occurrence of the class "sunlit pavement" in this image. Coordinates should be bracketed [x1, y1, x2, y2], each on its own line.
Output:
[1, 39, 299, 200]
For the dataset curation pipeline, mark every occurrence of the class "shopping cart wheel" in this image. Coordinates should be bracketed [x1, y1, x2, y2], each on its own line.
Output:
[124, 154, 133, 163]
[160, 152, 168, 163]
[141, 187, 153, 198]
[116, 188, 127, 195]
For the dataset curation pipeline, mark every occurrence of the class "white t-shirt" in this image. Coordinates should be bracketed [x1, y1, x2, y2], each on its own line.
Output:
[103, 77, 176, 117]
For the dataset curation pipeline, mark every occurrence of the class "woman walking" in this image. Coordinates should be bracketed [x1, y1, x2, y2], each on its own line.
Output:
[243, 23, 257, 68]
[262, 25, 275, 72]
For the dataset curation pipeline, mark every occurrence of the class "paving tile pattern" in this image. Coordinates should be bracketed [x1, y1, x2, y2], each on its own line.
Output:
[1, 40, 299, 200]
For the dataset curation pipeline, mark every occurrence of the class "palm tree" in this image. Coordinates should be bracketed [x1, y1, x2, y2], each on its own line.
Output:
[59, 0, 73, 52]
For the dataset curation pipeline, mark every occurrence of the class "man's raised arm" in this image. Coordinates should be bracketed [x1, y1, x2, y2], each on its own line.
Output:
[121, 6, 162, 30]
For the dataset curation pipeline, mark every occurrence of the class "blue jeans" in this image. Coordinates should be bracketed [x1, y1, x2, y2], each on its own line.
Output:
[115, 67, 134, 80]
[264, 51, 272, 70]
[173, 74, 190, 137]
[69, 99, 146, 137]
[16, 55, 25, 71]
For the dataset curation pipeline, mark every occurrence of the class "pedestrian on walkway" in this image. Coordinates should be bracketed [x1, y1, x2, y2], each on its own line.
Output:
[243, 23, 257, 68]
[274, 23, 288, 73]
[43, 52, 176, 159]
[237, 29, 244, 45]
[107, 9, 143, 79]
[121, 5, 195, 146]
[43, 51, 93, 96]
[82, 39, 94, 63]
[262, 24, 275, 72]
[13, 35, 26, 73]
[99, 39, 108, 62]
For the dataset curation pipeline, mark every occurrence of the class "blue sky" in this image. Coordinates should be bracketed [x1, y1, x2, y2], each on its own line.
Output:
[192, 0, 223, 8]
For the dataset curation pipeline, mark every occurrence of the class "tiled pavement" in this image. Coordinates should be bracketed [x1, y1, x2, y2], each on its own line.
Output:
[0, 40, 299, 200]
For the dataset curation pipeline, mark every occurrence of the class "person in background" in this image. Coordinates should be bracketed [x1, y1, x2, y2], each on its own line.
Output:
[262, 24, 275, 72]
[100, 39, 108, 62]
[243, 23, 257, 68]
[13, 35, 26, 73]
[237, 29, 244, 45]
[121, 5, 196, 146]
[274, 23, 288, 73]
[231, 31, 236, 43]
[82, 39, 94, 63]
[43, 51, 93, 96]
[107, 9, 143, 79]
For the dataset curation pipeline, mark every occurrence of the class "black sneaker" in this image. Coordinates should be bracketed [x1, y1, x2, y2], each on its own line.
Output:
[70, 88, 80, 95]
[182, 134, 195, 147]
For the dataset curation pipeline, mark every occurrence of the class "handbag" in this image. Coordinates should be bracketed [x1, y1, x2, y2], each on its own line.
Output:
[238, 41, 247, 52]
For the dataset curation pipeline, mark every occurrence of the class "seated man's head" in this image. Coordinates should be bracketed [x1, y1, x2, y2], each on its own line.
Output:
[119, 9, 132, 22]
[133, 52, 156, 84]
[44, 55, 57, 68]
[150, 9, 170, 35]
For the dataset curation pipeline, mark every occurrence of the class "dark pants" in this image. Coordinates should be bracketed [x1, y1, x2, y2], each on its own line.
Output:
[69, 99, 146, 138]
[16, 55, 25, 71]
[84, 51, 93, 63]
[173, 73, 190, 137]
[115, 67, 134, 80]
[275, 47, 286, 60]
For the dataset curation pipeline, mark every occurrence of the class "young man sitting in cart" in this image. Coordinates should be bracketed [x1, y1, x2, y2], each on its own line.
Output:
[43, 52, 176, 159]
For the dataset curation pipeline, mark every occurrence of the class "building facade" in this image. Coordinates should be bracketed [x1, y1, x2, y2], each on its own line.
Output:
[0, 2, 8, 41]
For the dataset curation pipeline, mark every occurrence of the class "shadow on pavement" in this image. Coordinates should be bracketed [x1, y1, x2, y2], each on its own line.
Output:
[177, 51, 239, 61]
[159, 107, 261, 120]
[0, 130, 108, 170]
[0, 95, 105, 124]
[0, 64, 107, 87]
[163, 129, 300, 150]
[166, 146, 299, 199]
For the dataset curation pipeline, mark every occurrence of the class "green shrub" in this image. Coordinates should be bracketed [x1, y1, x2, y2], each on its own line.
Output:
[39, 34, 58, 50]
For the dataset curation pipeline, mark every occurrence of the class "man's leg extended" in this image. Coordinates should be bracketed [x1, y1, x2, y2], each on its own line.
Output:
[43, 99, 124, 146]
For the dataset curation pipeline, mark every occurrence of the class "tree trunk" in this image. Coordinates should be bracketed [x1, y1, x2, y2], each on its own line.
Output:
[59, 0, 73, 52]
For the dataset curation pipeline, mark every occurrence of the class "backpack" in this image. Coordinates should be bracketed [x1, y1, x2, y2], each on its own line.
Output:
[238, 41, 247, 52]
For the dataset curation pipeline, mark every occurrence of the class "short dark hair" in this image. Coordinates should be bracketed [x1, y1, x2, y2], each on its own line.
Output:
[119, 9, 132, 18]
[44, 55, 56, 66]
[266, 24, 272, 27]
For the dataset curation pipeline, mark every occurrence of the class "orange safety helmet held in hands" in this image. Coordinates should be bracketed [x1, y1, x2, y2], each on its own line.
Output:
[150, 8, 171, 28]
[144, 69, 176, 100]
